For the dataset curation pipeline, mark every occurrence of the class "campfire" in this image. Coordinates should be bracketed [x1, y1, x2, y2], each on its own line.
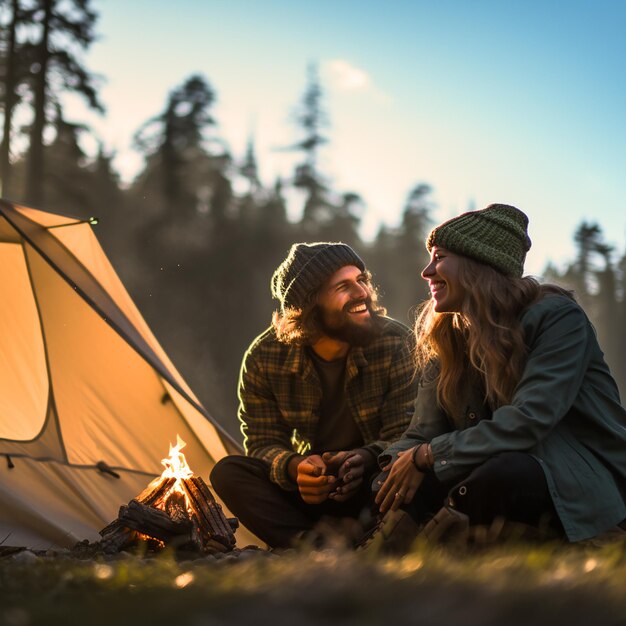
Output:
[98, 436, 238, 555]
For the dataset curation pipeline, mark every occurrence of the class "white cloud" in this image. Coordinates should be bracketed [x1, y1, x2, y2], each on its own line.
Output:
[322, 59, 392, 105]
[325, 59, 372, 92]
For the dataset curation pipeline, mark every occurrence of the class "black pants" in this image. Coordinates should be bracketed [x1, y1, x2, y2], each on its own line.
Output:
[211, 455, 377, 548]
[400, 452, 562, 533]
[213, 452, 563, 548]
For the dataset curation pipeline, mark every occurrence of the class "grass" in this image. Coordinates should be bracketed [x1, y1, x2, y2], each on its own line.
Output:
[2, 540, 626, 626]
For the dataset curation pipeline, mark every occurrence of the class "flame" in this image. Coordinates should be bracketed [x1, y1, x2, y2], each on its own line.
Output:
[160, 435, 193, 481]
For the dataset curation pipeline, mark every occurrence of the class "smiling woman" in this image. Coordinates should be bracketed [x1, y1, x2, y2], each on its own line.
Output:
[421, 247, 465, 313]
[374, 203, 626, 547]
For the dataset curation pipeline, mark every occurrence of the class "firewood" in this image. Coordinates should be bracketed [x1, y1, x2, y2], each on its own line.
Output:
[181, 477, 237, 549]
[99, 523, 136, 554]
[193, 477, 239, 535]
[165, 491, 188, 524]
[94, 468, 241, 555]
[135, 477, 176, 507]
[120, 499, 194, 541]
[99, 516, 123, 538]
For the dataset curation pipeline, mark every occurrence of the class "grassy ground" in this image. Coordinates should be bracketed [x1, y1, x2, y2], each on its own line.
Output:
[2, 540, 626, 626]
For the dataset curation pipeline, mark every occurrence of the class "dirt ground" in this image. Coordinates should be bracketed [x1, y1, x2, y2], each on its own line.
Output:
[2, 539, 626, 626]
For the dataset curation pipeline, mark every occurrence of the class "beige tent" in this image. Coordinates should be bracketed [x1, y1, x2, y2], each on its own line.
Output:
[0, 199, 251, 549]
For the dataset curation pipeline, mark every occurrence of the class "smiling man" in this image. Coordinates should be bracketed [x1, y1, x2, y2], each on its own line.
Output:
[211, 242, 416, 549]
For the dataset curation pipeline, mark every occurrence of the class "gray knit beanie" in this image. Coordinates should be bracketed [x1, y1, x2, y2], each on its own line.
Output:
[426, 203, 532, 277]
[271, 242, 365, 311]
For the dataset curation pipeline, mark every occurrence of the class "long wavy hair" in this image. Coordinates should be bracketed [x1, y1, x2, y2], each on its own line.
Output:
[414, 257, 572, 417]
[272, 270, 386, 345]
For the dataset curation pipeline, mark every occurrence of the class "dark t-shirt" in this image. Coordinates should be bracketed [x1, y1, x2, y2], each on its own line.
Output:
[307, 348, 364, 453]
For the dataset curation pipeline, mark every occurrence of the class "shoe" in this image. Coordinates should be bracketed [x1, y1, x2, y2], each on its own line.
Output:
[421, 506, 469, 546]
[356, 509, 420, 556]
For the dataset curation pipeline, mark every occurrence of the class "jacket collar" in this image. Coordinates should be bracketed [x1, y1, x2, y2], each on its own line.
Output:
[285, 343, 369, 382]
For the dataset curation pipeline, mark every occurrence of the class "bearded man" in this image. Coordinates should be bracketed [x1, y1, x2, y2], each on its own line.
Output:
[211, 242, 416, 548]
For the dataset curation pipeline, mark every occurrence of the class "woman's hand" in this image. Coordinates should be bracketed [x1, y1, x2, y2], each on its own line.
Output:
[375, 446, 425, 514]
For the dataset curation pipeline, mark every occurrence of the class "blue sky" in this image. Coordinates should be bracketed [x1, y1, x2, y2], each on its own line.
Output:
[69, 0, 626, 276]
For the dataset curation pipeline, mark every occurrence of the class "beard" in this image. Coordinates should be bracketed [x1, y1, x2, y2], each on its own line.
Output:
[315, 298, 383, 347]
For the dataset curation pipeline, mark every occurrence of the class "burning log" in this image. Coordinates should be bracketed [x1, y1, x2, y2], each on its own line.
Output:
[119, 499, 198, 548]
[97, 437, 238, 555]
[136, 477, 176, 507]
[182, 477, 237, 550]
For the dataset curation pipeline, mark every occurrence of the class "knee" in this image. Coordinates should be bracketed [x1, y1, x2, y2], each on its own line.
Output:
[472, 452, 532, 484]
[210, 455, 245, 496]
[210, 455, 267, 497]
[451, 452, 541, 501]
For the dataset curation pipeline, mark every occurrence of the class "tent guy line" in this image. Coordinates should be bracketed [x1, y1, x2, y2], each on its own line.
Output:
[3, 452, 158, 478]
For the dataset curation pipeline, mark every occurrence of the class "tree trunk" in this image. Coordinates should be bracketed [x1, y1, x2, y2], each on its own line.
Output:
[0, 0, 19, 196]
[25, 0, 53, 206]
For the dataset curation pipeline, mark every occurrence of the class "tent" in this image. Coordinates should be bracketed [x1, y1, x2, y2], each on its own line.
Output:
[0, 199, 252, 549]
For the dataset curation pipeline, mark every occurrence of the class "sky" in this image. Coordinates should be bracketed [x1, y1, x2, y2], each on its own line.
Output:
[67, 0, 626, 277]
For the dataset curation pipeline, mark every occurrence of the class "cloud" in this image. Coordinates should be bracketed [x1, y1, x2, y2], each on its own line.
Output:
[325, 59, 372, 92]
[322, 59, 392, 105]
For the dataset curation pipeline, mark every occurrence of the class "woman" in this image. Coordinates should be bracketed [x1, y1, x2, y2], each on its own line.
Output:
[375, 203, 626, 543]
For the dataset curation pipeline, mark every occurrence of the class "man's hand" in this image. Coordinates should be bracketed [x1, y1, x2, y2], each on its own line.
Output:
[322, 450, 371, 502]
[295, 454, 336, 504]
[375, 447, 424, 514]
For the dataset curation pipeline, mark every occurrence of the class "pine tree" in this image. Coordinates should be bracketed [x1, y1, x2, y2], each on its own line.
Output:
[22, 0, 102, 206]
[239, 134, 260, 195]
[289, 62, 330, 227]
[0, 0, 21, 194]
[41, 104, 91, 212]
[132, 74, 228, 229]
[370, 184, 434, 323]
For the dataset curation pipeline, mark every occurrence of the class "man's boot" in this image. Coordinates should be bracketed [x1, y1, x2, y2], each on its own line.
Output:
[356, 509, 421, 556]
[421, 505, 470, 547]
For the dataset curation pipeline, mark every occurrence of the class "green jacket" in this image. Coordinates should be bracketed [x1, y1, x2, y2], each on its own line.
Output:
[382, 295, 626, 541]
[239, 317, 417, 490]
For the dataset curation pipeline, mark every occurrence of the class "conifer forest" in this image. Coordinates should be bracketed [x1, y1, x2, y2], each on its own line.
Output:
[2, 1, 625, 438]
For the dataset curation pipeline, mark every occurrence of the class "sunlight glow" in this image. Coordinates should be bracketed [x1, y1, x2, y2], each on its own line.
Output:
[584, 558, 598, 573]
[175, 571, 195, 588]
[94, 563, 114, 580]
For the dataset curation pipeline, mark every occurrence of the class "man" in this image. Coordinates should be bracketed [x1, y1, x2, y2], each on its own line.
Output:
[211, 242, 416, 548]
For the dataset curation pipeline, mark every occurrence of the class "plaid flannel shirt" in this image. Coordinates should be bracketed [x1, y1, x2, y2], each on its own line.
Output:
[238, 317, 417, 490]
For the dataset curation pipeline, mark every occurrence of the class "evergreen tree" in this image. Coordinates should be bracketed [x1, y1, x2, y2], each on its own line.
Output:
[289, 62, 330, 228]
[0, 0, 21, 194]
[316, 191, 362, 246]
[40, 104, 92, 212]
[86, 144, 128, 272]
[616, 250, 626, 394]
[239, 134, 260, 195]
[133, 74, 218, 221]
[370, 184, 434, 324]
[22, 0, 102, 206]
[542, 220, 625, 399]
[573, 222, 605, 301]
[128, 74, 245, 434]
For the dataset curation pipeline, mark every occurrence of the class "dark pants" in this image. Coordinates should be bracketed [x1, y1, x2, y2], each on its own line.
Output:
[401, 452, 562, 533]
[211, 455, 377, 548]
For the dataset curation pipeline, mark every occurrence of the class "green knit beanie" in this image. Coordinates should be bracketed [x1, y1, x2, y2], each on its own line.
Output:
[426, 203, 531, 277]
[271, 242, 365, 311]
